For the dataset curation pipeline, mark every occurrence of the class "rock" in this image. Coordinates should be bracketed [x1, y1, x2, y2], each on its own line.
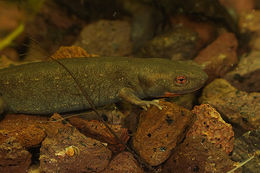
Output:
[132, 101, 194, 166]
[0, 1, 24, 32]
[188, 104, 234, 154]
[50, 46, 97, 59]
[219, 0, 255, 19]
[68, 118, 129, 153]
[200, 79, 260, 130]
[225, 51, 260, 92]
[40, 113, 112, 173]
[0, 138, 31, 173]
[231, 129, 260, 172]
[0, 114, 47, 148]
[194, 32, 238, 82]
[165, 93, 196, 110]
[239, 10, 260, 33]
[122, 0, 163, 52]
[24, 0, 83, 61]
[103, 152, 144, 173]
[157, 0, 237, 32]
[170, 15, 217, 49]
[162, 136, 238, 173]
[250, 34, 260, 51]
[74, 20, 132, 56]
[137, 27, 199, 60]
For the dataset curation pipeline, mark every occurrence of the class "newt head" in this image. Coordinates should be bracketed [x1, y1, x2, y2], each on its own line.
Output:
[138, 59, 208, 97]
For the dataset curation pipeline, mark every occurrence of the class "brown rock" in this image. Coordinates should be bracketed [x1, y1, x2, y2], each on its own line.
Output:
[0, 138, 31, 173]
[0, 1, 24, 32]
[188, 104, 234, 154]
[219, 0, 255, 15]
[250, 33, 260, 51]
[74, 20, 132, 56]
[132, 101, 194, 166]
[40, 113, 112, 173]
[0, 114, 47, 148]
[194, 32, 238, 82]
[170, 15, 217, 49]
[68, 118, 129, 153]
[225, 51, 260, 92]
[103, 152, 144, 173]
[166, 93, 196, 110]
[232, 129, 260, 172]
[239, 10, 260, 33]
[24, 0, 83, 61]
[200, 79, 260, 130]
[137, 27, 199, 60]
[162, 137, 238, 173]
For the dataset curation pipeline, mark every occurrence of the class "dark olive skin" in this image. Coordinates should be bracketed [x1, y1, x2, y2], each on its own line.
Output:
[0, 57, 207, 115]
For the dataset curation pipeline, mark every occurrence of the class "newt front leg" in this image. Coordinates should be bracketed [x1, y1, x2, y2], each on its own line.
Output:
[118, 87, 162, 110]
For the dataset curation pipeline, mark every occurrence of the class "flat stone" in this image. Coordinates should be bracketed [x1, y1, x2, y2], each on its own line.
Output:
[162, 136, 238, 173]
[170, 15, 217, 49]
[188, 104, 234, 154]
[194, 32, 238, 82]
[225, 51, 260, 92]
[0, 138, 31, 173]
[40, 113, 112, 173]
[68, 118, 129, 153]
[103, 152, 144, 173]
[0, 114, 47, 148]
[137, 27, 199, 60]
[132, 100, 194, 166]
[74, 20, 132, 56]
[200, 78, 260, 130]
[231, 129, 260, 172]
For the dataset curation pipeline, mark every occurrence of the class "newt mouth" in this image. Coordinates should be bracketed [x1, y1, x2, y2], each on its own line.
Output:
[160, 84, 205, 97]
[162, 92, 180, 97]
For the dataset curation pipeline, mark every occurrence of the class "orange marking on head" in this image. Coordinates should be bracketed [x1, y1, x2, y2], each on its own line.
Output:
[161, 92, 180, 97]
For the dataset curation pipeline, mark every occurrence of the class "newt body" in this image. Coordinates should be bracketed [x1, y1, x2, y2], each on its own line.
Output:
[0, 57, 207, 115]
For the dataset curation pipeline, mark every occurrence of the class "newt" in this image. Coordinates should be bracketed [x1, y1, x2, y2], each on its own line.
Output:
[0, 57, 207, 115]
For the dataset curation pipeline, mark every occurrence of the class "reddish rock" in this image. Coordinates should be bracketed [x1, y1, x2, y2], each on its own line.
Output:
[170, 15, 217, 49]
[194, 32, 238, 82]
[225, 51, 260, 92]
[200, 79, 260, 130]
[74, 20, 132, 56]
[40, 113, 112, 173]
[0, 114, 47, 148]
[0, 138, 31, 173]
[162, 137, 238, 173]
[68, 118, 129, 153]
[103, 152, 144, 173]
[0, 1, 24, 32]
[132, 100, 194, 166]
[188, 104, 234, 154]
[50, 46, 98, 59]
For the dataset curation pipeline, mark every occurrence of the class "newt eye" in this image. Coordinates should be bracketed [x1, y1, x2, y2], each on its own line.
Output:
[175, 75, 187, 85]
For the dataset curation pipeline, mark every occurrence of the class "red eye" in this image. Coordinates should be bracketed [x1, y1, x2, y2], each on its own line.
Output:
[175, 75, 187, 85]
